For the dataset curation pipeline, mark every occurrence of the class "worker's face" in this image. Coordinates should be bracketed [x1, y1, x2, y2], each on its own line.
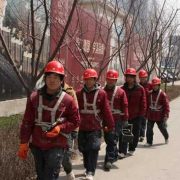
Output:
[125, 75, 136, 84]
[139, 77, 147, 84]
[152, 84, 160, 91]
[84, 78, 96, 90]
[45, 73, 62, 93]
[106, 79, 117, 87]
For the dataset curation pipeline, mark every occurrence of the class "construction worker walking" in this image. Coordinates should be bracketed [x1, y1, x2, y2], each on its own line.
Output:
[138, 70, 152, 142]
[145, 77, 170, 146]
[61, 82, 79, 180]
[122, 68, 146, 155]
[103, 70, 129, 163]
[76, 68, 114, 180]
[17, 60, 80, 180]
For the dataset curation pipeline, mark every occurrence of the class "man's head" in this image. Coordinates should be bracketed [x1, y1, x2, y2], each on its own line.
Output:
[151, 77, 161, 91]
[138, 70, 148, 84]
[125, 68, 136, 85]
[106, 69, 119, 88]
[44, 60, 64, 93]
[83, 68, 98, 90]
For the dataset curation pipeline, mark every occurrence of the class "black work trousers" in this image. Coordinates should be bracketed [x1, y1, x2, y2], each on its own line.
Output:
[140, 117, 147, 137]
[78, 130, 101, 175]
[128, 117, 142, 151]
[146, 120, 169, 144]
[30, 146, 64, 180]
[104, 130, 116, 163]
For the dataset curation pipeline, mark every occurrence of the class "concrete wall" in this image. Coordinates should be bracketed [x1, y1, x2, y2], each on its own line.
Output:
[0, 98, 27, 117]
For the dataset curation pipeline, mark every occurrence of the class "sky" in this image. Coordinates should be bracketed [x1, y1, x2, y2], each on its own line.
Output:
[158, 0, 180, 31]
[159, 0, 180, 10]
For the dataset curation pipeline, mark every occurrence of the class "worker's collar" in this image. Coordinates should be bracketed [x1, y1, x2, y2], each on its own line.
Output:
[40, 85, 62, 101]
[83, 83, 101, 93]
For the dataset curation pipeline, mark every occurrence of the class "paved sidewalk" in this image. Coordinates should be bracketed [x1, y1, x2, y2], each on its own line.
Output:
[60, 97, 180, 180]
[167, 80, 180, 86]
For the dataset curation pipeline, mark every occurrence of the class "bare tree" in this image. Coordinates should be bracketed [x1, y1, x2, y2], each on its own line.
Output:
[0, 0, 179, 97]
[130, 0, 179, 80]
[0, 0, 78, 96]
[64, 0, 139, 85]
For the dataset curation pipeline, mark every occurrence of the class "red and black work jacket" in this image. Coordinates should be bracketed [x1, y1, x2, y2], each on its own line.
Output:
[104, 85, 128, 122]
[76, 84, 114, 131]
[20, 86, 80, 150]
[147, 89, 170, 121]
[122, 83, 146, 120]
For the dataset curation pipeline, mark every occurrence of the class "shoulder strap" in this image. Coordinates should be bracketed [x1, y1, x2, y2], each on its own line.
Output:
[36, 92, 66, 124]
[150, 89, 162, 109]
[110, 86, 118, 109]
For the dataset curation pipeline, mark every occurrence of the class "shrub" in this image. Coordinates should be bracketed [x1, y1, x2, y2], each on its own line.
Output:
[166, 85, 180, 101]
[0, 115, 35, 180]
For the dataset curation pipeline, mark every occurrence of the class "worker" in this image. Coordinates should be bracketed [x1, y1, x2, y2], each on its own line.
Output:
[76, 68, 114, 180]
[104, 69, 128, 162]
[122, 68, 146, 155]
[17, 60, 80, 180]
[145, 77, 170, 146]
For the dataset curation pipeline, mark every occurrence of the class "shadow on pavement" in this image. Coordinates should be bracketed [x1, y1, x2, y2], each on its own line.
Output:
[137, 143, 166, 149]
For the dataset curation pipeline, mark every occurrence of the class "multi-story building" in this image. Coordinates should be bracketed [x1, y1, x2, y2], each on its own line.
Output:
[77, 0, 134, 83]
[161, 35, 180, 79]
[51, 0, 125, 87]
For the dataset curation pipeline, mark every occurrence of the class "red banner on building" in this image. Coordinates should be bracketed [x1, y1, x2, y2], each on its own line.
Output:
[50, 1, 110, 89]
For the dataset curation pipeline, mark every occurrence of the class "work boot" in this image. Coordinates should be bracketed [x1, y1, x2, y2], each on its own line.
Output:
[144, 143, 152, 147]
[118, 153, 126, 159]
[104, 161, 112, 171]
[86, 174, 93, 180]
[128, 150, 135, 156]
[86, 172, 94, 180]
[165, 139, 169, 144]
[139, 136, 144, 142]
[66, 171, 75, 180]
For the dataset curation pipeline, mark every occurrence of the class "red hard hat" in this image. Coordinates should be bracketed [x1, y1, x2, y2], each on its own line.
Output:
[106, 69, 119, 79]
[152, 77, 161, 85]
[83, 68, 98, 79]
[139, 70, 148, 78]
[44, 60, 64, 75]
[125, 68, 136, 76]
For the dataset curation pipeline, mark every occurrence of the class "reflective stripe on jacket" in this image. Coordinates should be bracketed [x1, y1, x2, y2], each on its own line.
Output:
[104, 86, 128, 122]
[147, 89, 170, 121]
[20, 89, 80, 150]
[76, 87, 114, 131]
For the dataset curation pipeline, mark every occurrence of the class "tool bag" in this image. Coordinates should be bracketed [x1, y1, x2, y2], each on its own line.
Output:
[122, 124, 134, 143]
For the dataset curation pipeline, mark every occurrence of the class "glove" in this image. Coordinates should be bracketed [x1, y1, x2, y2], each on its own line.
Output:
[103, 126, 109, 132]
[17, 143, 29, 160]
[103, 126, 113, 133]
[45, 125, 61, 138]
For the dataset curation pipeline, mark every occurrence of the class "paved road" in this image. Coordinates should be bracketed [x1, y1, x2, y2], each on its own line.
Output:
[167, 80, 180, 86]
[60, 97, 180, 180]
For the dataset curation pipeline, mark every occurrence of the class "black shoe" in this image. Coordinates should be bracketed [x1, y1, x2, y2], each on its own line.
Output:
[165, 139, 169, 144]
[139, 136, 144, 142]
[104, 162, 112, 171]
[118, 153, 126, 159]
[144, 143, 152, 147]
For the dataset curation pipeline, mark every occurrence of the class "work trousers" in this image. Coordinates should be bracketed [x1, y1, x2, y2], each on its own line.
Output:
[31, 146, 64, 180]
